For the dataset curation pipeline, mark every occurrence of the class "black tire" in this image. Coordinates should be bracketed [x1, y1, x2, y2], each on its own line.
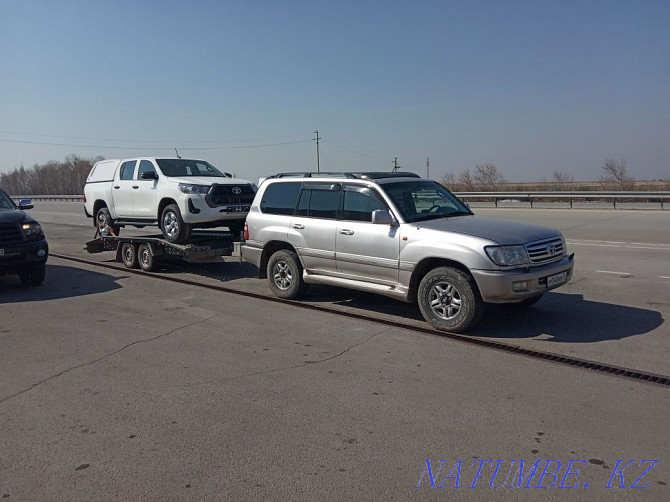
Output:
[161, 204, 191, 244]
[121, 242, 139, 269]
[417, 266, 484, 333]
[137, 243, 156, 272]
[96, 207, 121, 236]
[511, 295, 544, 308]
[266, 250, 308, 299]
[19, 262, 46, 287]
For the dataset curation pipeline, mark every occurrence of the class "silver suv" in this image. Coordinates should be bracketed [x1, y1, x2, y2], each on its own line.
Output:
[241, 172, 574, 333]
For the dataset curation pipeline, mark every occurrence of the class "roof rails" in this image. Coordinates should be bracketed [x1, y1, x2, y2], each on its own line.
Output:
[266, 171, 421, 180]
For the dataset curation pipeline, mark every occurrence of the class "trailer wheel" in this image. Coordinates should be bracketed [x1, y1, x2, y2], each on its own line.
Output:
[121, 242, 139, 269]
[137, 243, 156, 272]
[161, 204, 191, 244]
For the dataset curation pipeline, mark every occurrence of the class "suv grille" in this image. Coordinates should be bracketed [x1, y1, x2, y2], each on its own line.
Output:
[207, 184, 255, 206]
[525, 237, 564, 264]
[0, 222, 23, 244]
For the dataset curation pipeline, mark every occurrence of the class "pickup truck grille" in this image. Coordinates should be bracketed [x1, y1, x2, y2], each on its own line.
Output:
[0, 222, 23, 244]
[207, 184, 255, 206]
[525, 237, 564, 264]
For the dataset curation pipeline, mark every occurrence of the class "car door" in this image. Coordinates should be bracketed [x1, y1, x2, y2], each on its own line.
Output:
[287, 183, 340, 275]
[335, 184, 400, 285]
[132, 159, 159, 220]
[112, 160, 137, 218]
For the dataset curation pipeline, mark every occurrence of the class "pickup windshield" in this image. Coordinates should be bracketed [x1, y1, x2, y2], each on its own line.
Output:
[381, 180, 472, 223]
[156, 159, 230, 178]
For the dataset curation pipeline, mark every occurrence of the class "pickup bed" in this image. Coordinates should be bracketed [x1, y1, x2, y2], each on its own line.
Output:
[83, 157, 255, 244]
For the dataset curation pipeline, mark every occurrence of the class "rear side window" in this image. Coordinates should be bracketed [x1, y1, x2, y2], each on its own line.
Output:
[119, 160, 137, 180]
[260, 182, 301, 215]
[296, 186, 341, 219]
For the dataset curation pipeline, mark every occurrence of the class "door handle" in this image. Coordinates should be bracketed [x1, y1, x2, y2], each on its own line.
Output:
[113, 186, 120, 189]
[292, 223, 305, 229]
[132, 186, 139, 189]
[339, 229, 354, 235]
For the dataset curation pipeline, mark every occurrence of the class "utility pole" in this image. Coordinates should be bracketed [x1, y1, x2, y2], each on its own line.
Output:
[313, 130, 321, 173]
[392, 157, 399, 172]
[426, 157, 430, 179]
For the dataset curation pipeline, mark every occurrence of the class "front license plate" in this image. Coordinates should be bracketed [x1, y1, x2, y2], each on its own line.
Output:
[0, 249, 4, 256]
[226, 205, 250, 213]
[546, 271, 568, 288]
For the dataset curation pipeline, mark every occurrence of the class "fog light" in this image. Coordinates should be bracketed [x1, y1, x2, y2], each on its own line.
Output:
[512, 281, 528, 292]
[37, 249, 46, 257]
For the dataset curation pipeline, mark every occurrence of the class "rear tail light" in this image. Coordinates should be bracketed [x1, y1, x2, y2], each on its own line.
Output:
[243, 221, 249, 241]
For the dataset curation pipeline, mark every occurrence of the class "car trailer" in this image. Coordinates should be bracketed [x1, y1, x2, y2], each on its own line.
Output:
[85, 231, 243, 272]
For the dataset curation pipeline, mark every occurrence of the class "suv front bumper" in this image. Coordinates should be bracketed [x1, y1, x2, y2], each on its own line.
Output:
[471, 254, 574, 303]
[0, 239, 49, 273]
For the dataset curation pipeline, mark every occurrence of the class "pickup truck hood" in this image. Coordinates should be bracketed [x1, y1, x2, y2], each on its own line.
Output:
[0, 209, 33, 224]
[415, 216, 560, 245]
[166, 176, 250, 186]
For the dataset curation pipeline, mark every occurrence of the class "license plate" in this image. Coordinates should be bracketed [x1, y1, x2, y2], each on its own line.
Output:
[0, 249, 4, 256]
[226, 205, 250, 213]
[547, 271, 568, 288]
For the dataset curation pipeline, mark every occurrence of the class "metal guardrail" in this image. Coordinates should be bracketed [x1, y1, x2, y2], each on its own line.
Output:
[454, 191, 670, 210]
[9, 191, 670, 209]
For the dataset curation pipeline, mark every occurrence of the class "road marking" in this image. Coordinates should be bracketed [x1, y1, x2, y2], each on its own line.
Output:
[567, 239, 670, 251]
[660, 276, 670, 280]
[596, 270, 632, 276]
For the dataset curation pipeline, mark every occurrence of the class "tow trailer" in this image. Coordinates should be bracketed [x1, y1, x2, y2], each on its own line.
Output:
[85, 231, 243, 272]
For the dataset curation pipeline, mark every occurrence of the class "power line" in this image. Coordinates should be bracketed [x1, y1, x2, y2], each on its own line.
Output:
[0, 138, 312, 151]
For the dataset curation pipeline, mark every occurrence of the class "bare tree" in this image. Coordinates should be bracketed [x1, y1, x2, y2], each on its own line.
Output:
[474, 164, 505, 191]
[457, 169, 476, 191]
[441, 172, 456, 191]
[552, 170, 574, 191]
[598, 159, 634, 190]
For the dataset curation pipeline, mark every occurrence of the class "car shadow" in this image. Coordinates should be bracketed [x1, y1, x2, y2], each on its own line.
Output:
[0, 264, 125, 303]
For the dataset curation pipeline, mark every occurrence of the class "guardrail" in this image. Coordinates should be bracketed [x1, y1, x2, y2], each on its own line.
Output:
[9, 191, 670, 209]
[454, 191, 670, 210]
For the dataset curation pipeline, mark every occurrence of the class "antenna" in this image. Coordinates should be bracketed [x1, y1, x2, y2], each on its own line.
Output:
[175, 148, 182, 159]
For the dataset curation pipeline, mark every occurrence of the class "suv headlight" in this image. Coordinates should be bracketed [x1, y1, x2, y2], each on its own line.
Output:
[22, 222, 43, 240]
[485, 245, 529, 266]
[178, 183, 210, 195]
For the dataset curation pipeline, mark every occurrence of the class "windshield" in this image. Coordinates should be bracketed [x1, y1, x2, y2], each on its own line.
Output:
[381, 180, 471, 223]
[155, 159, 229, 178]
[0, 190, 17, 209]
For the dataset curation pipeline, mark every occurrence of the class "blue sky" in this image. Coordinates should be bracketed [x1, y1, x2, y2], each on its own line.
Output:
[1, 0, 668, 183]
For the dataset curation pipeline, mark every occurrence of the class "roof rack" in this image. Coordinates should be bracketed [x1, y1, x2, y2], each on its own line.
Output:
[266, 171, 421, 180]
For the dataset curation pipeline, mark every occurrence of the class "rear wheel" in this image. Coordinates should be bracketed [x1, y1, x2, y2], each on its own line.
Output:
[96, 207, 120, 236]
[266, 250, 308, 299]
[417, 266, 484, 333]
[137, 243, 156, 272]
[19, 262, 46, 287]
[161, 204, 191, 244]
[121, 242, 139, 268]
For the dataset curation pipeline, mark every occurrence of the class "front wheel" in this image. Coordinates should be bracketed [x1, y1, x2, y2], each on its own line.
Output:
[417, 267, 484, 333]
[161, 204, 191, 244]
[19, 262, 46, 287]
[266, 250, 308, 299]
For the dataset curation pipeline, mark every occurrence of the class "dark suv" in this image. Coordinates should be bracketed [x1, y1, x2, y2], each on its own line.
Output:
[0, 188, 48, 286]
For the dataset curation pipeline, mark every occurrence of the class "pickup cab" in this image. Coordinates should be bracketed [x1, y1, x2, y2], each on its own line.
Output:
[83, 157, 255, 243]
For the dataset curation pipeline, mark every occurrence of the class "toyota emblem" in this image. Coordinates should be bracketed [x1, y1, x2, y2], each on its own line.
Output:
[232, 186, 242, 195]
[547, 244, 557, 255]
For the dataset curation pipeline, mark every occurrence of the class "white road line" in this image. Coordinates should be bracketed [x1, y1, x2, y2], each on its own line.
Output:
[596, 270, 632, 276]
[567, 242, 620, 247]
[660, 276, 670, 280]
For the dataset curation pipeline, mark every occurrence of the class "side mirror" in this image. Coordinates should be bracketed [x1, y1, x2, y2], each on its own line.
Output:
[18, 198, 34, 210]
[140, 171, 158, 180]
[372, 209, 395, 225]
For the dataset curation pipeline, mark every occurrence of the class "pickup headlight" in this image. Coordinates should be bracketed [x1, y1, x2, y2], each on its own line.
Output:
[485, 245, 529, 266]
[22, 222, 43, 240]
[178, 183, 210, 194]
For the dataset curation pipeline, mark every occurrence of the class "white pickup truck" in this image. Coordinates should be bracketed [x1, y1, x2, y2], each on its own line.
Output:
[83, 157, 255, 243]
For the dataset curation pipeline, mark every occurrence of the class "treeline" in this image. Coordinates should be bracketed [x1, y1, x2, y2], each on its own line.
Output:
[0, 155, 103, 195]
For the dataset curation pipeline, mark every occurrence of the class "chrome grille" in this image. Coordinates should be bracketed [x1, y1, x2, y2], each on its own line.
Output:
[525, 237, 564, 264]
[0, 222, 23, 244]
[208, 184, 255, 206]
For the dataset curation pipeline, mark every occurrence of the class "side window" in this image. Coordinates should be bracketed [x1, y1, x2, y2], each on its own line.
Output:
[137, 160, 156, 180]
[260, 182, 301, 215]
[342, 186, 386, 222]
[119, 160, 137, 180]
[303, 188, 340, 219]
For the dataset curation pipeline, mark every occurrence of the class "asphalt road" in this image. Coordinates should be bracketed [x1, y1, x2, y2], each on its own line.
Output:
[1, 203, 668, 501]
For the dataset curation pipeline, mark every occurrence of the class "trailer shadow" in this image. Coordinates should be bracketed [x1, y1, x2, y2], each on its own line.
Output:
[0, 264, 124, 304]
